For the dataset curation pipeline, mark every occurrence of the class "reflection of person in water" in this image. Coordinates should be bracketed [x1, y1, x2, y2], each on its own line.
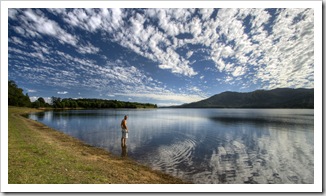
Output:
[120, 115, 128, 147]
[121, 145, 128, 157]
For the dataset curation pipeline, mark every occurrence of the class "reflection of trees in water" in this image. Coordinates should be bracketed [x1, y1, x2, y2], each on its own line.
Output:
[35, 112, 45, 120]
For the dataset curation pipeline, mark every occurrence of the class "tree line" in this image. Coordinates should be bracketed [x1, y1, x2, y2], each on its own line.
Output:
[51, 97, 157, 109]
[8, 80, 157, 109]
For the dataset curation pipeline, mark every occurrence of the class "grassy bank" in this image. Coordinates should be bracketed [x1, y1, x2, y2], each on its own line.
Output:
[8, 107, 186, 184]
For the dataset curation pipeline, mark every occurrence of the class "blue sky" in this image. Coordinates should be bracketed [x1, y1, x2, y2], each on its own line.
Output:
[8, 7, 314, 106]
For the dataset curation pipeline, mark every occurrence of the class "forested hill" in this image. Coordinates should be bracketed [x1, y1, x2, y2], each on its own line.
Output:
[178, 88, 314, 108]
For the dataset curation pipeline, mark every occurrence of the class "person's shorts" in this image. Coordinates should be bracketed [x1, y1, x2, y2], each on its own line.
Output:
[122, 130, 128, 138]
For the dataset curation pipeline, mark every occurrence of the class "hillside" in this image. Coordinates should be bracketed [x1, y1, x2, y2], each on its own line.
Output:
[179, 88, 314, 108]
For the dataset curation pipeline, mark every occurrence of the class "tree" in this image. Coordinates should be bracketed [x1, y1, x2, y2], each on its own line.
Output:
[32, 100, 40, 108]
[51, 97, 62, 108]
[32, 97, 51, 108]
[8, 80, 31, 107]
[38, 97, 46, 105]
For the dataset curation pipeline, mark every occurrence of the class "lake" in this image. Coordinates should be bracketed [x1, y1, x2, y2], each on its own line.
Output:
[28, 108, 314, 184]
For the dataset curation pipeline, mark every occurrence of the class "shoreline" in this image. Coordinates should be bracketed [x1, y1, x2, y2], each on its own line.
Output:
[8, 106, 187, 184]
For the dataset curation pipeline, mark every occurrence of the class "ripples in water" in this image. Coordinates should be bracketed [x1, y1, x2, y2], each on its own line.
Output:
[28, 109, 314, 184]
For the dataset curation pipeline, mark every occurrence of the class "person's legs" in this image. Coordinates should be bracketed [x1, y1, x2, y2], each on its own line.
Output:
[121, 130, 125, 146]
[121, 131, 128, 146]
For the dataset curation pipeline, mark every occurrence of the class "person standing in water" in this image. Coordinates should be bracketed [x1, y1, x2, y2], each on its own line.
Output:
[121, 115, 128, 147]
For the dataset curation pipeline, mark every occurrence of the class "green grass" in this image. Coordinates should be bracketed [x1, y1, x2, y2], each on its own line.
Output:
[8, 107, 187, 184]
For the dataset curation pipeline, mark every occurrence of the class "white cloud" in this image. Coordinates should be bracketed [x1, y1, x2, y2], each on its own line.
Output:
[29, 96, 38, 102]
[8, 9, 18, 19]
[77, 42, 100, 54]
[252, 8, 314, 89]
[27, 89, 37, 93]
[225, 76, 234, 83]
[115, 92, 205, 105]
[188, 86, 201, 93]
[39, 50, 168, 98]
[221, 45, 234, 58]
[57, 91, 68, 95]
[111, 8, 124, 29]
[224, 62, 234, 72]
[13, 26, 26, 36]
[10, 36, 26, 46]
[88, 14, 102, 31]
[10, 9, 102, 57]
[189, 17, 202, 37]
[22, 9, 78, 46]
[232, 66, 246, 77]
[199, 8, 214, 20]
[249, 9, 271, 30]
[102, 8, 199, 77]
[186, 51, 193, 59]
[205, 8, 313, 89]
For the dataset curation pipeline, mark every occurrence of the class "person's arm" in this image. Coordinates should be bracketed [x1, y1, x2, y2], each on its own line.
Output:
[121, 120, 128, 131]
[125, 121, 128, 132]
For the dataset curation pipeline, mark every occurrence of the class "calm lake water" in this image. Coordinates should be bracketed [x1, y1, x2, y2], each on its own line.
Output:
[28, 108, 314, 184]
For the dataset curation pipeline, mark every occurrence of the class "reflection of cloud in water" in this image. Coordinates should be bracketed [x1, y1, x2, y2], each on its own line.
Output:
[195, 125, 314, 184]
[143, 137, 197, 178]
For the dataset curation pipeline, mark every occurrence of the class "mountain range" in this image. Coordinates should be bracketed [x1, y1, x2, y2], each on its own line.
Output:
[177, 88, 314, 108]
